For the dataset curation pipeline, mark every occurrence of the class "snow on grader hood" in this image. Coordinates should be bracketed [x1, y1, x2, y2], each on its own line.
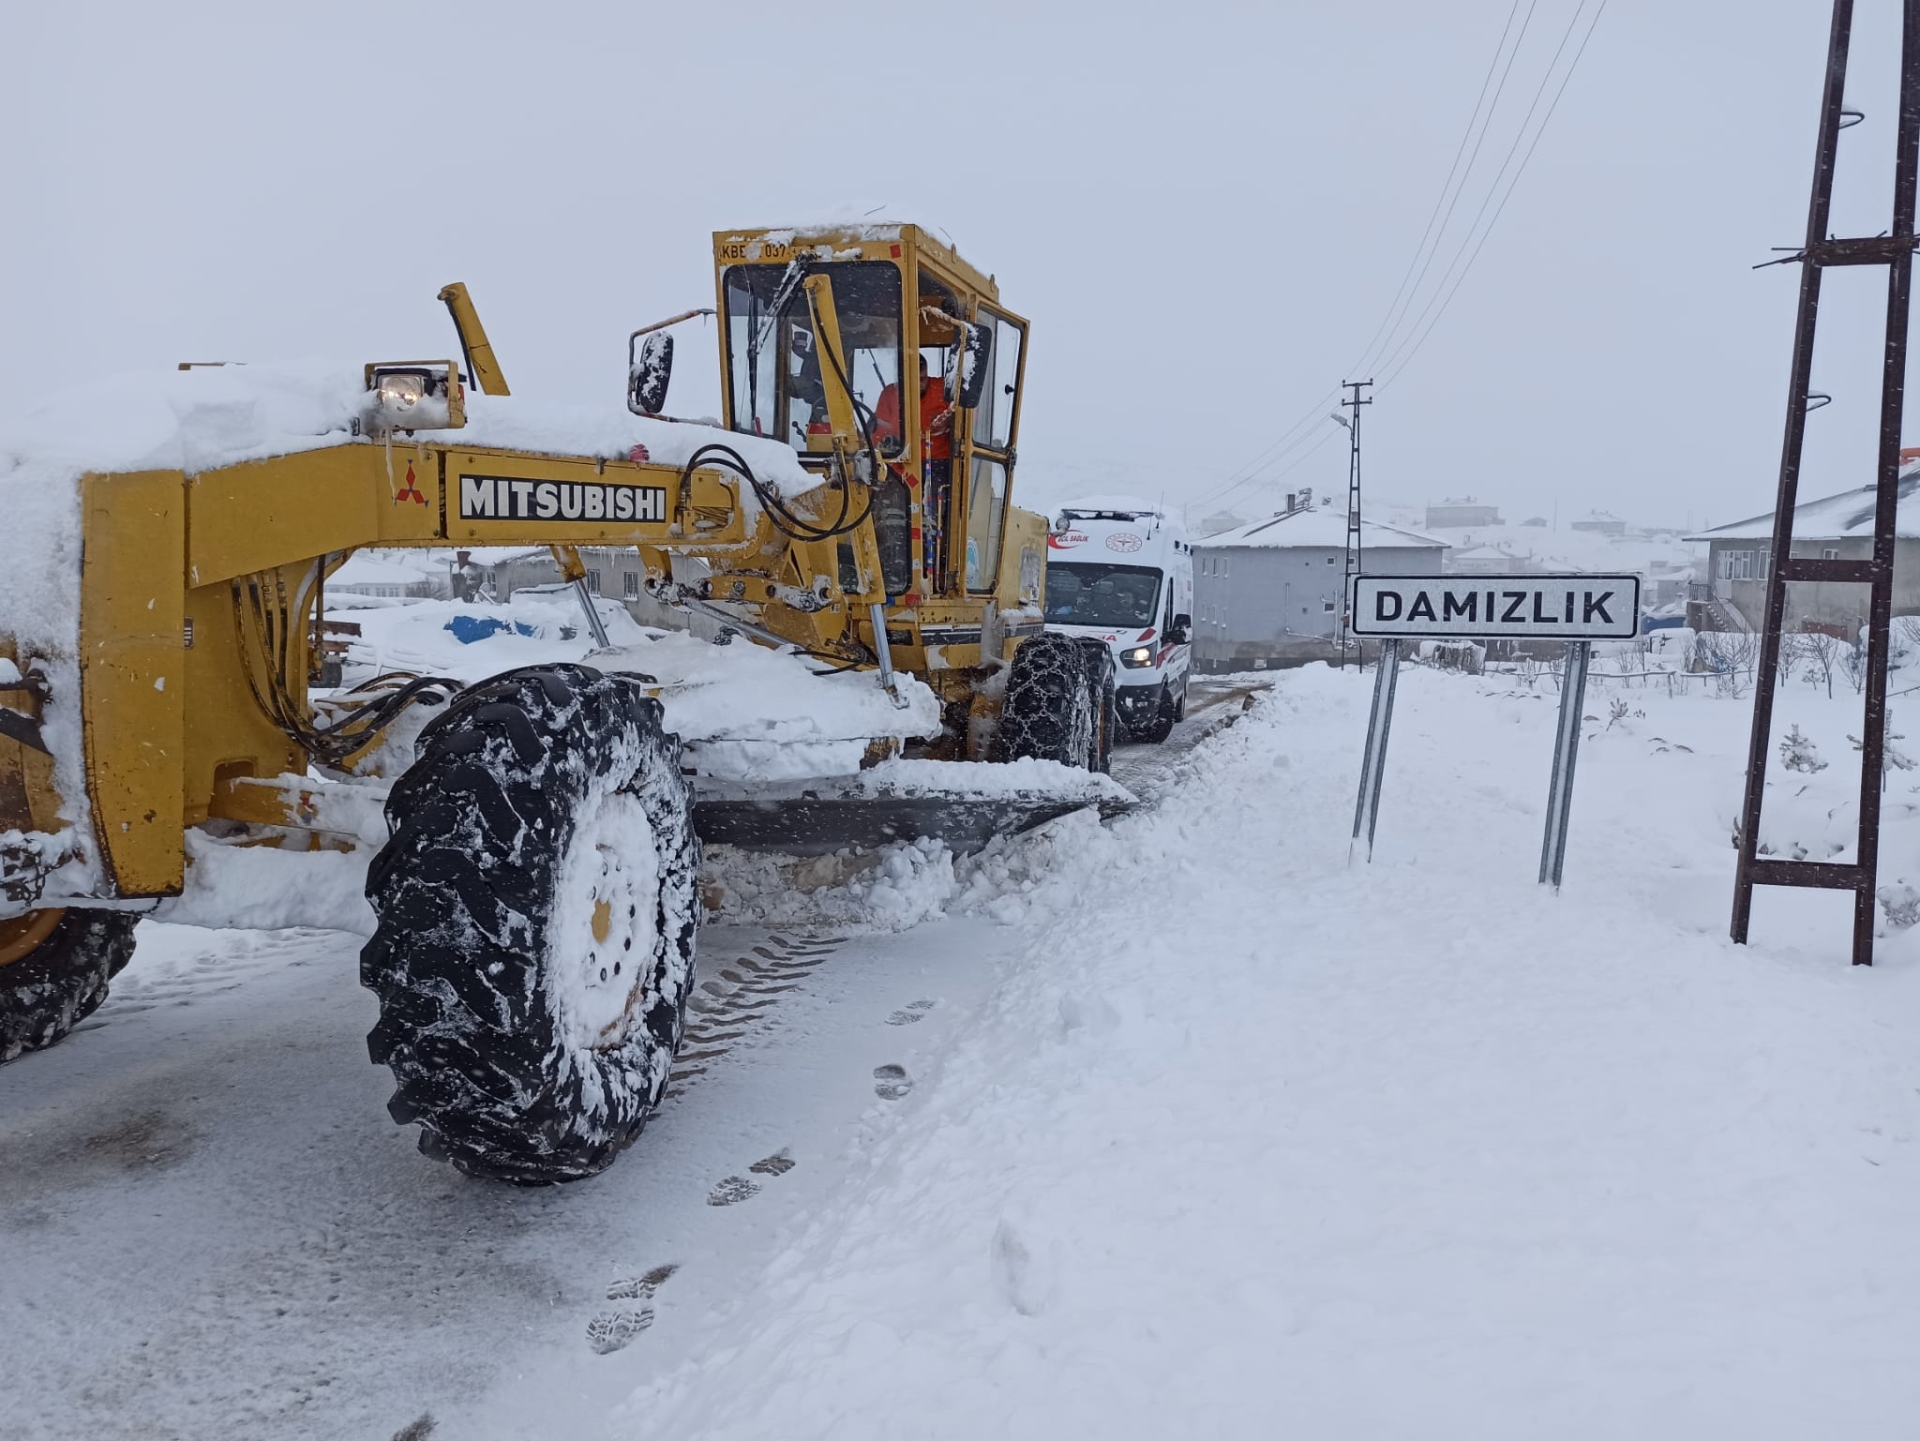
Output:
[0, 242, 1126, 1181]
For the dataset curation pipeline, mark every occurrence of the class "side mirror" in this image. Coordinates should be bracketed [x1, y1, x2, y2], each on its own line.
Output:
[628, 332, 674, 416]
[957, 322, 993, 410]
[1168, 614, 1192, 645]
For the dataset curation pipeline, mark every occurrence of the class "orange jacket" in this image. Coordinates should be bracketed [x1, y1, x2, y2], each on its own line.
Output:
[872, 374, 952, 460]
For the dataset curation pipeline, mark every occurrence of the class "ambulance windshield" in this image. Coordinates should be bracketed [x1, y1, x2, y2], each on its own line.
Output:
[1044, 562, 1162, 628]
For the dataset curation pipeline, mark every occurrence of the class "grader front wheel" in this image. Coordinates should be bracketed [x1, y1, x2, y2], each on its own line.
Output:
[360, 665, 700, 1185]
[0, 910, 139, 1064]
[999, 633, 1096, 768]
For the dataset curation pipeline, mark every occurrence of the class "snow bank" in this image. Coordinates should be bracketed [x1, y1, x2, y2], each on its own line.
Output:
[589, 633, 942, 781]
[624, 668, 1920, 1440]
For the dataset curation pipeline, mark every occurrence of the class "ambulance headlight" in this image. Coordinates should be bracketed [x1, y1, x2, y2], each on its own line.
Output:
[362, 361, 464, 436]
[1120, 645, 1155, 668]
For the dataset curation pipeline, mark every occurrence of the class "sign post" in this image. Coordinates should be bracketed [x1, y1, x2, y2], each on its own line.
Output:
[1346, 574, 1640, 884]
[1538, 640, 1592, 890]
[1351, 637, 1400, 862]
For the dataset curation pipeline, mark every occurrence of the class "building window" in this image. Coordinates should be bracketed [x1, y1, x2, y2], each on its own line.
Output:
[586, 569, 602, 594]
[1721, 550, 1757, 581]
[1323, 598, 1336, 612]
[623, 572, 641, 598]
[1822, 546, 1840, 560]
[1327, 555, 1337, 565]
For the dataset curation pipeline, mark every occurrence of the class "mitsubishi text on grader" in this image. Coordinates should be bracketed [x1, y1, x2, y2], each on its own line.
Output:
[0, 225, 1121, 1183]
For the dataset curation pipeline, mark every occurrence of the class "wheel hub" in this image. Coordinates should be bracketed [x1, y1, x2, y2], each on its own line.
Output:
[550, 785, 660, 1052]
[0, 909, 64, 969]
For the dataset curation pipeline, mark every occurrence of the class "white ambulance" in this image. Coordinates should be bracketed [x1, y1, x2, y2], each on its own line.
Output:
[1043, 495, 1194, 743]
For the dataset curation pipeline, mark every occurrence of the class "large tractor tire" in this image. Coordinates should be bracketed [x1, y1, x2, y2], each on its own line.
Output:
[361, 664, 699, 1185]
[0, 910, 139, 1064]
[1072, 639, 1119, 774]
[1000, 633, 1096, 768]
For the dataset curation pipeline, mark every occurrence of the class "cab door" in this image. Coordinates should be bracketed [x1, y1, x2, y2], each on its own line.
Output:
[960, 304, 1028, 593]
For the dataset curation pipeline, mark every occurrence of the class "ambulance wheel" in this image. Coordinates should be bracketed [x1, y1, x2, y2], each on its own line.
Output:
[0, 910, 139, 1065]
[1072, 639, 1119, 774]
[1135, 683, 1178, 744]
[1000, 633, 1096, 769]
[362, 664, 700, 1185]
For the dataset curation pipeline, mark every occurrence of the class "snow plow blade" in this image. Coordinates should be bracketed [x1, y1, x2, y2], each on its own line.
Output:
[691, 772, 1134, 857]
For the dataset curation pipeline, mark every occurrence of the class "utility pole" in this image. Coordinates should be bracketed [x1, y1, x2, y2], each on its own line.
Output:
[1338, 379, 1374, 668]
[1730, 0, 1920, 967]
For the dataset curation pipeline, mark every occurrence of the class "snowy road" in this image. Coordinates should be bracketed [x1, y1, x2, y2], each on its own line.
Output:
[0, 695, 1249, 1441]
[0, 917, 1021, 1441]
[14, 664, 1920, 1439]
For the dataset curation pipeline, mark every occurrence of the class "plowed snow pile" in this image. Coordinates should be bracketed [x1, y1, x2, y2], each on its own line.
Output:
[620, 665, 1920, 1440]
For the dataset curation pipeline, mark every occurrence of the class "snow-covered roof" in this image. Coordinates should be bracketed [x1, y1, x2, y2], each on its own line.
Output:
[1685, 465, 1920, 543]
[330, 553, 432, 588]
[1193, 508, 1448, 550]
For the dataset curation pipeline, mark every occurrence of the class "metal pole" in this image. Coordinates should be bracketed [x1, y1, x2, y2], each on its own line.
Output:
[573, 578, 612, 649]
[1847, 0, 1920, 965]
[869, 601, 909, 709]
[1351, 637, 1400, 861]
[1338, 380, 1374, 670]
[1731, 0, 1855, 944]
[1539, 640, 1592, 890]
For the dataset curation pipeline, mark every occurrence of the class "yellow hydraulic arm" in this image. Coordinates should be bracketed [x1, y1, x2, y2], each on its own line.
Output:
[438, 282, 511, 396]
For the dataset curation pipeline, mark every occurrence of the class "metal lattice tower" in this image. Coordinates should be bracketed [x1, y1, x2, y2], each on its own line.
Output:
[1338, 379, 1374, 667]
[1731, 0, 1920, 966]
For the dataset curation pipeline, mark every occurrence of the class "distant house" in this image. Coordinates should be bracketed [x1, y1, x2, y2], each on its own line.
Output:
[477, 545, 727, 639]
[1684, 462, 1920, 638]
[327, 553, 437, 600]
[1195, 509, 1249, 538]
[1192, 504, 1448, 670]
[1424, 498, 1502, 530]
[1446, 544, 1538, 577]
[1570, 511, 1628, 536]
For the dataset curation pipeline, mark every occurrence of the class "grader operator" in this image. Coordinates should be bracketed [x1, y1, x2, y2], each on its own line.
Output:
[0, 224, 1119, 1184]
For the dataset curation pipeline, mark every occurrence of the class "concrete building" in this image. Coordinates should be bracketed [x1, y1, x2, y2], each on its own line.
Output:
[1570, 511, 1628, 536]
[1192, 505, 1448, 670]
[1685, 466, 1920, 639]
[1424, 498, 1502, 530]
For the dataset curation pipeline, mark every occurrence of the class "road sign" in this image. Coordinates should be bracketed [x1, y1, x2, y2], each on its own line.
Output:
[1348, 575, 1642, 641]
[1345, 573, 1639, 890]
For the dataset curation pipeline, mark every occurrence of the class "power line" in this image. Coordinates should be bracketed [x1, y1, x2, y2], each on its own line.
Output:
[1349, 0, 1540, 382]
[1378, 0, 1610, 390]
[1191, 0, 1552, 514]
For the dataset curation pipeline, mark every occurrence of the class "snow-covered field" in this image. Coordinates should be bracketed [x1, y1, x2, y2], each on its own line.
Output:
[8, 663, 1920, 1439]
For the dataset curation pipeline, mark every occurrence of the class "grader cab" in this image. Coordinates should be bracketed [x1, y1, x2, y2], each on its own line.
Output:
[0, 224, 1121, 1184]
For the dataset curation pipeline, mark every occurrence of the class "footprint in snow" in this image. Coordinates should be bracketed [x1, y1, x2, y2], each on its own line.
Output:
[873, 1064, 914, 1100]
[586, 1308, 653, 1354]
[606, 1262, 679, 1301]
[886, 1000, 937, 1026]
[707, 1149, 796, 1205]
[707, 1175, 760, 1206]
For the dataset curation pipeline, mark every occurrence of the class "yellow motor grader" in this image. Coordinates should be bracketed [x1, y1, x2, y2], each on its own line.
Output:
[0, 224, 1119, 1184]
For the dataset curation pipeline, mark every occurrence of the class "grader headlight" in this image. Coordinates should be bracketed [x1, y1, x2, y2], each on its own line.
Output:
[362, 361, 464, 436]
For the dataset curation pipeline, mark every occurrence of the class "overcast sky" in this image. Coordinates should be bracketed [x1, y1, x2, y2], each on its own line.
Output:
[2, 0, 1910, 532]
